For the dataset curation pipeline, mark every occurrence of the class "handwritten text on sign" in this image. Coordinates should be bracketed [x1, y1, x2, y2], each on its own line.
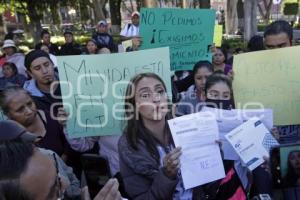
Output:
[57, 48, 172, 138]
[233, 46, 300, 126]
[139, 8, 215, 71]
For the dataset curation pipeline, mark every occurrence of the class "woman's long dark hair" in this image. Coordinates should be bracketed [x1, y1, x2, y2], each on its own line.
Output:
[192, 60, 213, 80]
[123, 73, 172, 163]
[283, 150, 300, 187]
[214, 47, 228, 63]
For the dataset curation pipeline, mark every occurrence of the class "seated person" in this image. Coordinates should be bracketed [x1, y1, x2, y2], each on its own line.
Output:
[120, 11, 140, 41]
[92, 20, 115, 52]
[35, 29, 59, 55]
[59, 30, 82, 55]
[0, 62, 27, 89]
[85, 39, 99, 55]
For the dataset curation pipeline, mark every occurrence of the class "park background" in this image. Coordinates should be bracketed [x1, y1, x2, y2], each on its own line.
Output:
[0, 0, 299, 52]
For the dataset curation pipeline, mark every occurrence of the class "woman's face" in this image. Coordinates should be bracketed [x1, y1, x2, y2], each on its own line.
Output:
[213, 49, 225, 65]
[87, 41, 97, 54]
[194, 67, 213, 92]
[3, 47, 15, 56]
[6, 92, 37, 126]
[289, 151, 300, 170]
[206, 82, 231, 100]
[134, 77, 168, 121]
[2, 64, 14, 78]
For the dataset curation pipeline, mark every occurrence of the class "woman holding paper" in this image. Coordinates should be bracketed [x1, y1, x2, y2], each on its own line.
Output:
[119, 73, 252, 200]
[203, 74, 275, 198]
[118, 73, 202, 199]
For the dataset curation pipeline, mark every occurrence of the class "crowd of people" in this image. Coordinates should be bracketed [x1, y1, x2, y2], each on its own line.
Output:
[0, 9, 298, 200]
[0, 11, 141, 88]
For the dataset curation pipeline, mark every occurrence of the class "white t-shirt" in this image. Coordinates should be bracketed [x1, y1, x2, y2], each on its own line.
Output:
[49, 54, 58, 68]
[120, 23, 139, 37]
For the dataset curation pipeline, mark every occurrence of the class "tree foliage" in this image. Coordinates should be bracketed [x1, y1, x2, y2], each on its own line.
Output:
[283, 2, 299, 15]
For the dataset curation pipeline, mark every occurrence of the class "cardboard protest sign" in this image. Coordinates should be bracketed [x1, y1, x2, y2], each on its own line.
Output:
[233, 46, 300, 125]
[140, 8, 215, 71]
[57, 47, 172, 138]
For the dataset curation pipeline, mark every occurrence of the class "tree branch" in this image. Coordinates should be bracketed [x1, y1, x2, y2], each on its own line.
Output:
[257, 2, 265, 18]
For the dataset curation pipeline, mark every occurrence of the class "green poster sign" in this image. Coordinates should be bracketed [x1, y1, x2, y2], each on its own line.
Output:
[140, 8, 216, 71]
[57, 47, 172, 138]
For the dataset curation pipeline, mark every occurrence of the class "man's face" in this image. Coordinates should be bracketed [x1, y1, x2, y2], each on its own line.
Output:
[98, 25, 107, 33]
[27, 57, 55, 86]
[264, 32, 291, 49]
[132, 15, 139, 26]
[20, 149, 68, 200]
[42, 34, 51, 45]
[64, 33, 73, 44]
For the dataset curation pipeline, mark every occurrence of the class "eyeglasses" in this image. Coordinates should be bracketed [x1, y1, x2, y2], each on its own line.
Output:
[52, 153, 64, 200]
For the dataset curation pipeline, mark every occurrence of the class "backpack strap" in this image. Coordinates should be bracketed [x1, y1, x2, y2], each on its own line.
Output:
[127, 23, 132, 31]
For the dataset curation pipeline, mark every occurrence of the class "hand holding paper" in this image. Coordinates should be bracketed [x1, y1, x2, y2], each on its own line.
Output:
[201, 107, 273, 160]
[163, 147, 182, 179]
[225, 117, 279, 171]
[168, 112, 225, 189]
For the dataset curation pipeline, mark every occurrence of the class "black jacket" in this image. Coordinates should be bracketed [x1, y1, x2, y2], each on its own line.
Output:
[92, 32, 116, 52]
[59, 43, 82, 56]
[35, 42, 60, 55]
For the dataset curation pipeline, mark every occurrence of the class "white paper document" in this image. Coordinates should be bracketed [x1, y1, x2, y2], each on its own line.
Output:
[168, 111, 225, 189]
[201, 107, 273, 160]
[225, 117, 279, 171]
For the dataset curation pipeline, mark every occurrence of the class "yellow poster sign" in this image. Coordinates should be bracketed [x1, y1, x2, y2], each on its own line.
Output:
[233, 46, 300, 125]
[213, 25, 223, 47]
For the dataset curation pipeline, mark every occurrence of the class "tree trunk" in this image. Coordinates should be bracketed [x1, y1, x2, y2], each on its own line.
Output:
[237, 0, 244, 32]
[226, 0, 238, 35]
[79, 0, 90, 23]
[50, 1, 60, 25]
[143, 0, 158, 7]
[199, 0, 210, 8]
[244, 0, 258, 42]
[136, 0, 142, 10]
[130, 0, 134, 11]
[258, 0, 273, 24]
[27, 1, 43, 45]
[92, 0, 106, 21]
[109, 0, 122, 34]
[181, 0, 187, 8]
